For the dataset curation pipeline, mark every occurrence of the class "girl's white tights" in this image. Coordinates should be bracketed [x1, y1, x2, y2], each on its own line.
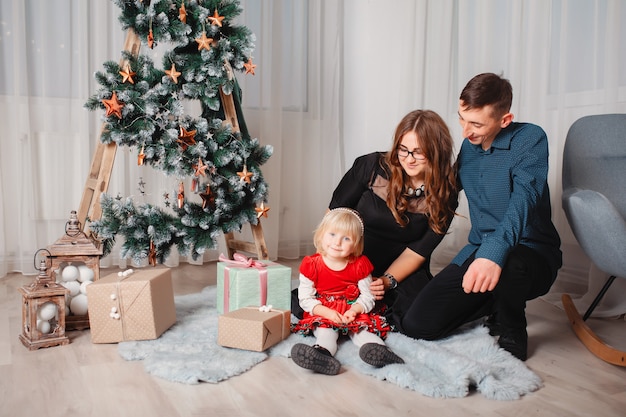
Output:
[313, 327, 385, 356]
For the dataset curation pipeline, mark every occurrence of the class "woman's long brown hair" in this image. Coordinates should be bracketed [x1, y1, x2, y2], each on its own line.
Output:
[383, 110, 457, 234]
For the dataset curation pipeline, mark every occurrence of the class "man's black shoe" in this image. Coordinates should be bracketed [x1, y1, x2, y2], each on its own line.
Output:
[484, 314, 502, 336]
[498, 328, 528, 361]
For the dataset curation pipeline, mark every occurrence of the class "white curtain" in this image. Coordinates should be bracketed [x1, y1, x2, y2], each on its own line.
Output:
[1, 1, 625, 316]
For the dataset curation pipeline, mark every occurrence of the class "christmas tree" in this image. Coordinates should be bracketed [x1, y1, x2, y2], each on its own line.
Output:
[84, 0, 271, 264]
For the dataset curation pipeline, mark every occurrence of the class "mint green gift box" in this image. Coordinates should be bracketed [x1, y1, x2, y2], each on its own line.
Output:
[216, 255, 292, 314]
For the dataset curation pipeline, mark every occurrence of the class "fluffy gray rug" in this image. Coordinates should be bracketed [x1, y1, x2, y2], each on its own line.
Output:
[118, 286, 542, 400]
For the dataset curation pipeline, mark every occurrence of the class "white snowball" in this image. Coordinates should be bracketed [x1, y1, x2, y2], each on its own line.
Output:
[37, 319, 51, 334]
[80, 280, 92, 294]
[63, 281, 81, 297]
[61, 265, 79, 282]
[37, 301, 58, 321]
[77, 265, 94, 282]
[70, 294, 88, 316]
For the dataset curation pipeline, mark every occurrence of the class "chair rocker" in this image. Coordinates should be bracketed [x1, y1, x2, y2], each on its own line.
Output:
[560, 114, 626, 366]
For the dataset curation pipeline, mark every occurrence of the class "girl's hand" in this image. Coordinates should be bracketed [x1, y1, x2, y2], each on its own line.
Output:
[342, 309, 357, 323]
[313, 305, 345, 324]
[370, 277, 386, 300]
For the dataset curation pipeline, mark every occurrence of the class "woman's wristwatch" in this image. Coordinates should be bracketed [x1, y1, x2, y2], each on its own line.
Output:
[383, 272, 399, 290]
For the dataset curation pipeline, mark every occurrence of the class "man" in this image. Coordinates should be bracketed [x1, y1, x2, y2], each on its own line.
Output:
[390, 73, 562, 360]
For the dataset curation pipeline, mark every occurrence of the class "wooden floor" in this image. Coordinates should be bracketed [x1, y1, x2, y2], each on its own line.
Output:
[2, 260, 626, 417]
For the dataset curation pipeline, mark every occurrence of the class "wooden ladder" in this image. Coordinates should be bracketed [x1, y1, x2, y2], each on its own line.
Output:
[77, 29, 269, 261]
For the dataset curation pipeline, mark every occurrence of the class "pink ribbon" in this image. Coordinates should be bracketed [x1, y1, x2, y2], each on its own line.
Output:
[219, 253, 271, 313]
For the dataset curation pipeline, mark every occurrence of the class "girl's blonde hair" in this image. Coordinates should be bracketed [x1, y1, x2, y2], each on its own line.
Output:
[313, 208, 365, 260]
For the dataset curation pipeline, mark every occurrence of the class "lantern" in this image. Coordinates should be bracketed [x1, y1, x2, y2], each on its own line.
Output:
[19, 254, 70, 350]
[47, 210, 103, 330]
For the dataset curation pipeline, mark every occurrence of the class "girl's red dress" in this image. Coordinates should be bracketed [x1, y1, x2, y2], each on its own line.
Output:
[292, 253, 391, 338]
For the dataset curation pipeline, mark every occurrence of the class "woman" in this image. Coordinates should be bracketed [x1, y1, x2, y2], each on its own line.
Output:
[326, 109, 458, 331]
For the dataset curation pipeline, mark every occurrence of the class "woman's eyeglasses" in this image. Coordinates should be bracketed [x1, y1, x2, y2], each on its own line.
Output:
[397, 147, 425, 161]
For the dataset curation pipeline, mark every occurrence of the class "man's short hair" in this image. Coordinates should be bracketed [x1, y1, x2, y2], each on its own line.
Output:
[459, 73, 512, 117]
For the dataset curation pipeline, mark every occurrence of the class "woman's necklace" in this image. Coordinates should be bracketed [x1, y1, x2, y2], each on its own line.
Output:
[405, 184, 425, 198]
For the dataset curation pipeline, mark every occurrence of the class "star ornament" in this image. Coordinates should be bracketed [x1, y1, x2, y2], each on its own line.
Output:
[102, 91, 124, 119]
[208, 10, 225, 27]
[165, 63, 182, 84]
[200, 186, 216, 210]
[194, 157, 208, 177]
[244, 58, 257, 75]
[255, 202, 270, 219]
[119, 64, 136, 84]
[179, 2, 187, 23]
[195, 32, 213, 51]
[177, 126, 197, 150]
[237, 165, 253, 184]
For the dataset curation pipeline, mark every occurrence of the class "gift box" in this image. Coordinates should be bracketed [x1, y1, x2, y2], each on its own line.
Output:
[218, 306, 291, 351]
[216, 253, 292, 314]
[86, 267, 176, 344]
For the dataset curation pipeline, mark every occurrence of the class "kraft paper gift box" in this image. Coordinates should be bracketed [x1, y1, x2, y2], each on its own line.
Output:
[218, 306, 291, 352]
[216, 253, 292, 314]
[86, 267, 176, 344]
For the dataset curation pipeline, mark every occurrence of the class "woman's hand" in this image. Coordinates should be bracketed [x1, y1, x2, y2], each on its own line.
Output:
[370, 277, 386, 300]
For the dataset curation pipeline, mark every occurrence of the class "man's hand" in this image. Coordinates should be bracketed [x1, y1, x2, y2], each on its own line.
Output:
[462, 258, 502, 293]
[370, 277, 386, 300]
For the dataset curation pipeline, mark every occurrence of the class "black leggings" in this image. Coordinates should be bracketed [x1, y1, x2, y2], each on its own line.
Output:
[398, 245, 555, 340]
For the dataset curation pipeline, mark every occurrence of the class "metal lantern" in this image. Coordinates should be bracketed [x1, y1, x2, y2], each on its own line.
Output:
[19, 254, 70, 350]
[47, 210, 103, 330]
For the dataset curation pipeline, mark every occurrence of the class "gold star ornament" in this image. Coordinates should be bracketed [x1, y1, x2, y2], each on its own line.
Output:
[194, 157, 208, 177]
[200, 186, 216, 210]
[165, 63, 182, 84]
[195, 32, 213, 51]
[177, 126, 197, 150]
[102, 91, 124, 119]
[255, 202, 270, 219]
[244, 58, 257, 75]
[208, 10, 225, 27]
[179, 2, 187, 23]
[237, 165, 253, 184]
[119, 64, 136, 84]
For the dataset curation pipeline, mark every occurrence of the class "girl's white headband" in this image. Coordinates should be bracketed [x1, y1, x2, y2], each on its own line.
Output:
[328, 207, 364, 236]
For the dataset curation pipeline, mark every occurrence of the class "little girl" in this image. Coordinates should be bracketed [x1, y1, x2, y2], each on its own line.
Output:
[291, 208, 404, 375]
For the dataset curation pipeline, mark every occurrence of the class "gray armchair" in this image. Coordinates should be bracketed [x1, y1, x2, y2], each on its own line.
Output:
[561, 113, 626, 366]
